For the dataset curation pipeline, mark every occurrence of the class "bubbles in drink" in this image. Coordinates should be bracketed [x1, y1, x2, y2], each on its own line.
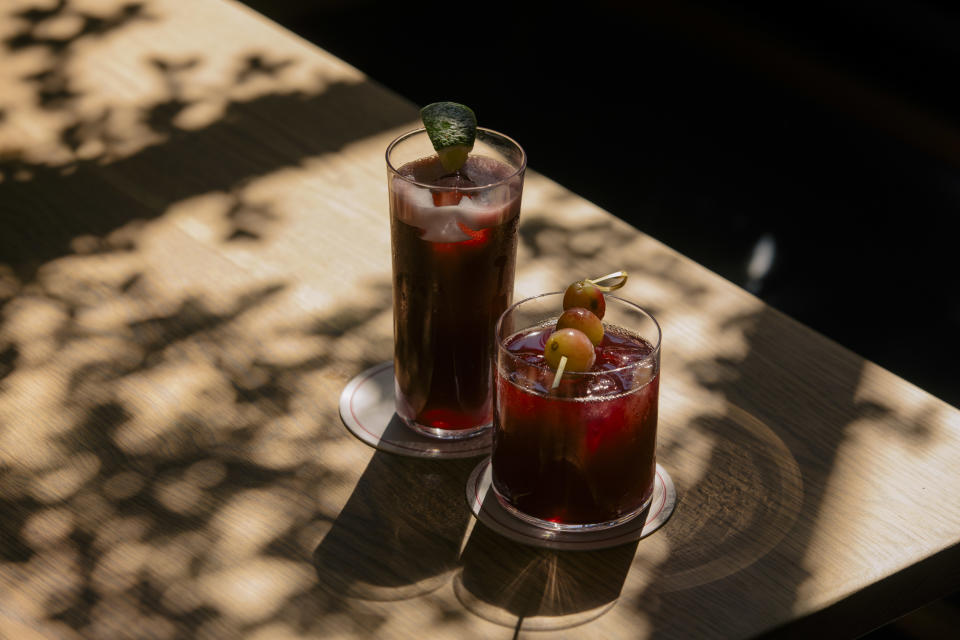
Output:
[502, 323, 656, 398]
[595, 324, 655, 370]
[582, 373, 624, 398]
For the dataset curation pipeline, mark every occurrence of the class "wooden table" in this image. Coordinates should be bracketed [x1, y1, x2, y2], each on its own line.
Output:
[2, 1, 959, 638]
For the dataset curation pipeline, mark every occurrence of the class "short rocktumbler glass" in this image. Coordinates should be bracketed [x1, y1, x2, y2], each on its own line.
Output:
[491, 292, 661, 530]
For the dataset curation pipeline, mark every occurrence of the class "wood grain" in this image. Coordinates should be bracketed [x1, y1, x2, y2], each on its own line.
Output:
[2, 1, 960, 638]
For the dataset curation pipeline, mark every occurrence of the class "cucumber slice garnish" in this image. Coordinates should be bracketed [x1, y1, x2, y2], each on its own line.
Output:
[420, 101, 477, 172]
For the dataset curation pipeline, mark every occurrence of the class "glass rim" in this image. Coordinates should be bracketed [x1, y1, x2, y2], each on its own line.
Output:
[385, 126, 527, 191]
[495, 291, 662, 378]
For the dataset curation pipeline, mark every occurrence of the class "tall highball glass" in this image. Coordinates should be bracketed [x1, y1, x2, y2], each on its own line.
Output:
[387, 127, 526, 439]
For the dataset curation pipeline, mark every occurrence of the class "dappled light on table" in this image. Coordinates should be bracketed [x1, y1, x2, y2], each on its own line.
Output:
[0, 0, 409, 637]
[2, 1, 960, 639]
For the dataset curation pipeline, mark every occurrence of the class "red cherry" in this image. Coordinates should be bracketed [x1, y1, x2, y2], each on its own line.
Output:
[557, 307, 604, 345]
[544, 328, 596, 372]
[562, 280, 605, 319]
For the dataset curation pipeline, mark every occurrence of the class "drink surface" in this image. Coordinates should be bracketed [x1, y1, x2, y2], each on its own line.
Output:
[392, 155, 521, 242]
[390, 155, 522, 432]
[492, 324, 659, 525]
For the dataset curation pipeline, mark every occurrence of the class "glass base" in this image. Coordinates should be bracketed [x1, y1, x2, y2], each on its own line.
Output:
[339, 363, 491, 458]
[401, 416, 491, 440]
[491, 485, 653, 532]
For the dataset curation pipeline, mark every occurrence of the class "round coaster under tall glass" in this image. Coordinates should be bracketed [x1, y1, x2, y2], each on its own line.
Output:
[491, 291, 663, 531]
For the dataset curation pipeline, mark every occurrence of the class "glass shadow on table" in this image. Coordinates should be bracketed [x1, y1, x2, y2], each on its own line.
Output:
[312, 436, 476, 601]
[453, 489, 639, 632]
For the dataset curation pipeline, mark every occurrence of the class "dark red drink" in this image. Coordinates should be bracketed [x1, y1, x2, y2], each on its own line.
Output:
[491, 293, 661, 529]
[388, 130, 525, 439]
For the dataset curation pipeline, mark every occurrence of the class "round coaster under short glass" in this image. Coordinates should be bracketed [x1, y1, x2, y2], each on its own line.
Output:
[339, 361, 492, 458]
[466, 458, 676, 550]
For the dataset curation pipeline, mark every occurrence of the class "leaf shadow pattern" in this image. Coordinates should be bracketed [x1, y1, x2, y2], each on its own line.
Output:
[1, 74, 410, 279]
[454, 499, 638, 634]
[235, 53, 296, 84]
[627, 298, 944, 638]
[0, 1, 424, 636]
[519, 212, 639, 263]
[1, 0, 412, 281]
[508, 192, 950, 636]
[313, 450, 475, 602]
[1, 269, 415, 636]
[7, 2, 152, 109]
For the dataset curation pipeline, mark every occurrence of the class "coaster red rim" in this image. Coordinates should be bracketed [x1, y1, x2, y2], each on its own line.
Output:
[466, 457, 676, 550]
[338, 361, 492, 458]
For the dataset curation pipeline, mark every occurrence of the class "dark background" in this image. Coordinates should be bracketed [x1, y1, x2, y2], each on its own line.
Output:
[239, 2, 958, 636]
[240, 0, 958, 411]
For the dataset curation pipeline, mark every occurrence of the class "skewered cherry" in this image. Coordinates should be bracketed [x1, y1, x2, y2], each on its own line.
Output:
[544, 328, 596, 372]
[556, 307, 603, 345]
[562, 280, 605, 319]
